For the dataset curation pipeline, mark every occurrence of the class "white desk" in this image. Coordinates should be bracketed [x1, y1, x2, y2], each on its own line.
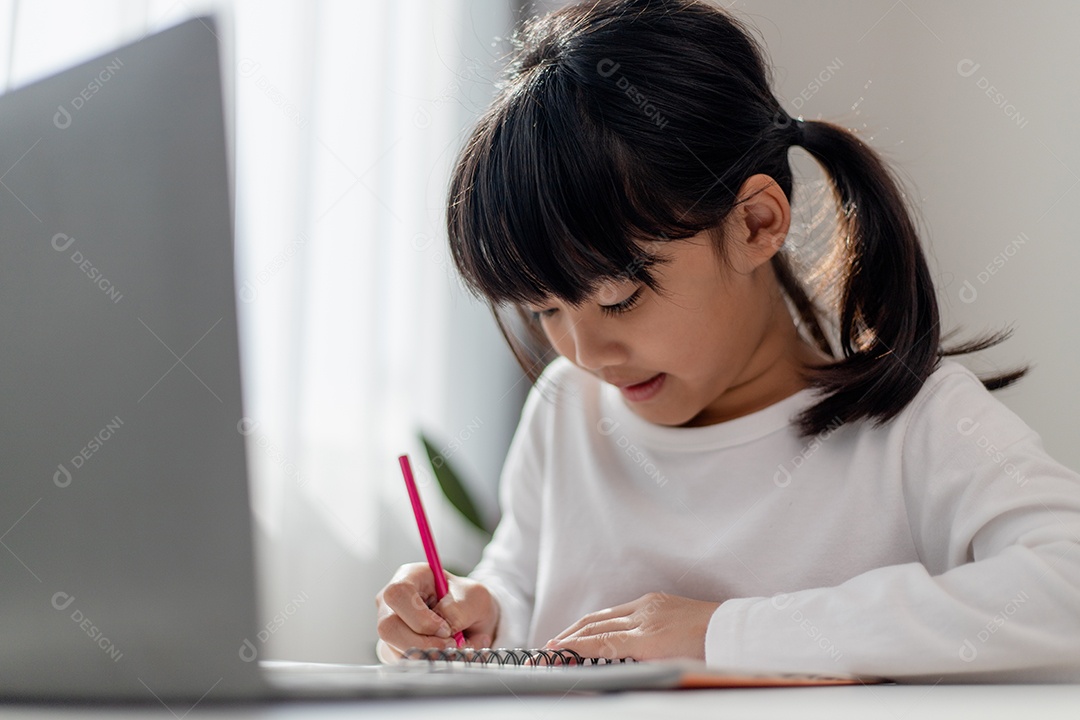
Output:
[0, 685, 1077, 719]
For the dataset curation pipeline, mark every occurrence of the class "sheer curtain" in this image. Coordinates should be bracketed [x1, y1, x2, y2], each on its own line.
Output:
[232, 0, 524, 664]
[3, 0, 524, 663]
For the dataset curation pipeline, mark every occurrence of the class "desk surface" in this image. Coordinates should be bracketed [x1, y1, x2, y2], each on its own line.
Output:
[0, 685, 1078, 719]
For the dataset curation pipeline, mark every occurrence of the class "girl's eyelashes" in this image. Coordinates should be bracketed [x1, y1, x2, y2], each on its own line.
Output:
[599, 286, 643, 317]
[528, 286, 644, 321]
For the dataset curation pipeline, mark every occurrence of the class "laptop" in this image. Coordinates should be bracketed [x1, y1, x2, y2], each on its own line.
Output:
[0, 15, 685, 702]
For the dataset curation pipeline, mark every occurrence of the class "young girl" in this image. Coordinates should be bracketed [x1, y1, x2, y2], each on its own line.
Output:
[375, 0, 1080, 681]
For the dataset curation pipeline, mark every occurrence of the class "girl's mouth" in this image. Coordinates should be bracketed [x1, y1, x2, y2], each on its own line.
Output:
[618, 372, 666, 402]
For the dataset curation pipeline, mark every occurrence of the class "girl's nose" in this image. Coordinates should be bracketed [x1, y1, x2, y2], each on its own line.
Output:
[566, 315, 628, 371]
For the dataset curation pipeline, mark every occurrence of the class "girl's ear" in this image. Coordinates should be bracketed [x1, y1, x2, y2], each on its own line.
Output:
[725, 173, 792, 273]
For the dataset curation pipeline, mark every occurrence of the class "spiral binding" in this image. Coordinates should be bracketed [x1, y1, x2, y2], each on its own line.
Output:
[403, 647, 635, 666]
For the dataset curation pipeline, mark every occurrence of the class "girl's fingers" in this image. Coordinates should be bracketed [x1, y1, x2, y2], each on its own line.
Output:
[377, 564, 499, 652]
[377, 580, 453, 639]
[548, 615, 636, 648]
[376, 612, 458, 658]
[546, 619, 635, 660]
[548, 604, 632, 643]
[431, 593, 469, 634]
[430, 575, 499, 642]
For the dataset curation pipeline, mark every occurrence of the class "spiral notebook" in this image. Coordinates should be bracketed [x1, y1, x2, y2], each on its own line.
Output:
[403, 647, 636, 666]
[396, 647, 877, 688]
[262, 648, 879, 696]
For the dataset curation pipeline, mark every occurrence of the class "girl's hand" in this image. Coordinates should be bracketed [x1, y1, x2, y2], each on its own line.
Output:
[542, 592, 720, 662]
[374, 562, 499, 663]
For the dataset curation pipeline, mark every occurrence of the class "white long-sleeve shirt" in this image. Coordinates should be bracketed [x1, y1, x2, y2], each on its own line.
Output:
[468, 356, 1080, 682]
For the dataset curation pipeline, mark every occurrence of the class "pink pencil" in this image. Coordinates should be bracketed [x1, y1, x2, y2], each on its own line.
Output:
[398, 454, 466, 648]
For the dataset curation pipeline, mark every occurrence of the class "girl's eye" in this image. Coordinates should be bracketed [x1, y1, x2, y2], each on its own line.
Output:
[530, 307, 558, 321]
[600, 287, 643, 318]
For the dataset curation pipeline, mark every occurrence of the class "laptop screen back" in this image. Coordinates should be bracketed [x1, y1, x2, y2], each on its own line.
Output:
[0, 16, 265, 701]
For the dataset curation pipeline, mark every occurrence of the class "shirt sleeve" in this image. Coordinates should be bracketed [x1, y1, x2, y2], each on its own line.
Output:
[466, 372, 552, 649]
[704, 366, 1080, 682]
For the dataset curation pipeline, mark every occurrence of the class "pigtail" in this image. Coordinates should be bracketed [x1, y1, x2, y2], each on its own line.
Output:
[791, 119, 1027, 435]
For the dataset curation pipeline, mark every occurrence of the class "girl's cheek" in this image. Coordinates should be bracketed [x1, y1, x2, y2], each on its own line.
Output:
[540, 319, 573, 358]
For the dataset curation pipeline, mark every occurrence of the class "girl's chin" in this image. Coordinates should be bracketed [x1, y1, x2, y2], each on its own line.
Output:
[627, 396, 704, 428]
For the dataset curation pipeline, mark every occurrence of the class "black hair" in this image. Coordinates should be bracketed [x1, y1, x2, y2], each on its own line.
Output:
[445, 0, 1026, 437]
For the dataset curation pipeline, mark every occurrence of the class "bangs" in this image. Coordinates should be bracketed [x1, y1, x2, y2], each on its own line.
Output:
[447, 61, 704, 308]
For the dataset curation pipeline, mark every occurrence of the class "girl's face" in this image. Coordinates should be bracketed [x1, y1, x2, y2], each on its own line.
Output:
[525, 174, 821, 427]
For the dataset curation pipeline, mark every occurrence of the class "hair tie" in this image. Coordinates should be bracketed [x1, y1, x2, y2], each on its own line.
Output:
[791, 116, 806, 146]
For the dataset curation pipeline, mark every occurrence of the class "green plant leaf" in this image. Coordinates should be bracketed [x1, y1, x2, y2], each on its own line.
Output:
[419, 432, 492, 538]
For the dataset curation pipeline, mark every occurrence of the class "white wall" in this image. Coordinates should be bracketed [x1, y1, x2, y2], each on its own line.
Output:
[739, 0, 1080, 472]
